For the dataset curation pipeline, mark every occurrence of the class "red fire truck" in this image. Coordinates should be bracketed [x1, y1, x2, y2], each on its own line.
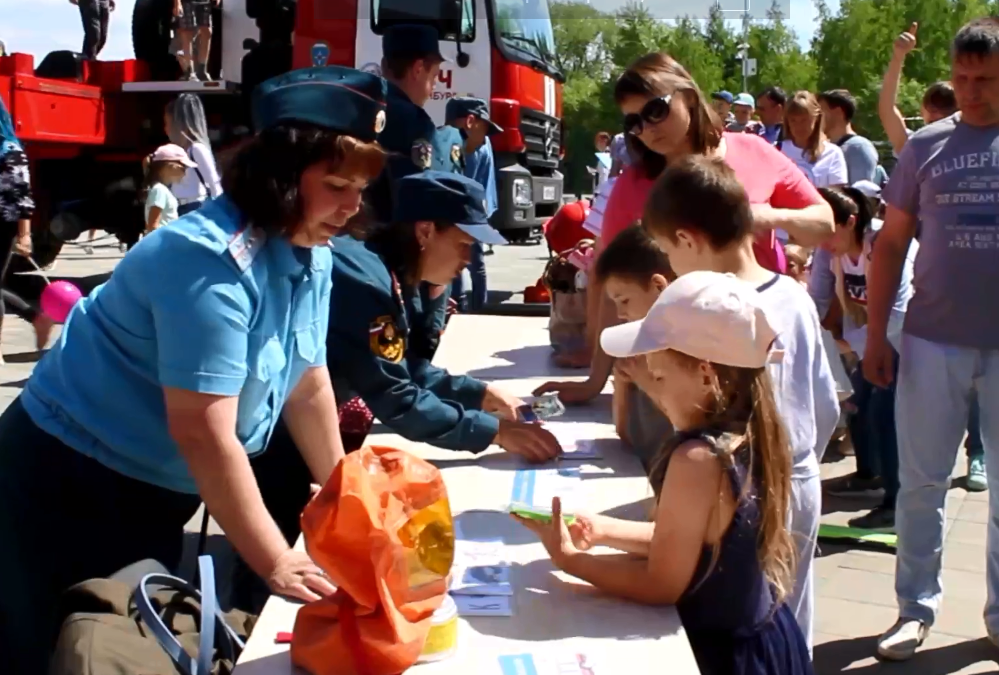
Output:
[0, 0, 564, 269]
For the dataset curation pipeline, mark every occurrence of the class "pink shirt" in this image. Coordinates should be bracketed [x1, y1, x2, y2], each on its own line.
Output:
[600, 133, 824, 273]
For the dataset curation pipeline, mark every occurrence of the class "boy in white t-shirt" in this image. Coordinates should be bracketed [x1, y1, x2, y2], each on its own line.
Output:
[642, 154, 840, 654]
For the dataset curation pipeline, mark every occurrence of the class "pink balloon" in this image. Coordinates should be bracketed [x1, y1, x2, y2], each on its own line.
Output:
[40, 281, 83, 324]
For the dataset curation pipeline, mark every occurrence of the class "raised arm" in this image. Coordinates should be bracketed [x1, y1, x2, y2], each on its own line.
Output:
[880, 23, 918, 155]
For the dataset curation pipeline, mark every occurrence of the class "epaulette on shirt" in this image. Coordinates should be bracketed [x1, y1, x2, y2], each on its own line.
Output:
[226, 227, 265, 272]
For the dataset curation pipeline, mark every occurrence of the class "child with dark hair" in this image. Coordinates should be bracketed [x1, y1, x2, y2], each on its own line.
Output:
[592, 225, 675, 472]
[818, 185, 917, 531]
[643, 154, 840, 653]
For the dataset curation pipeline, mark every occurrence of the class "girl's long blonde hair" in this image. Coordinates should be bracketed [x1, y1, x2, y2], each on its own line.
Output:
[785, 91, 826, 164]
[649, 351, 796, 605]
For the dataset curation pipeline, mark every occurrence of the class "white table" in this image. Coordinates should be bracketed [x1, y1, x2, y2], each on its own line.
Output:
[234, 316, 699, 674]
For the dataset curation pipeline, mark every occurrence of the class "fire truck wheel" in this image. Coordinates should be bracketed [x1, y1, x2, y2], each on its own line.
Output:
[132, 0, 179, 81]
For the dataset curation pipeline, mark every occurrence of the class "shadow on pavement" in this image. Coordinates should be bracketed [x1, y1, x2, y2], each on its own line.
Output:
[814, 634, 998, 674]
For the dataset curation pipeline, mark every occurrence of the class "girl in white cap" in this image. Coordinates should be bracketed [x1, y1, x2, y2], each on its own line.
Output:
[142, 143, 197, 233]
[516, 271, 811, 675]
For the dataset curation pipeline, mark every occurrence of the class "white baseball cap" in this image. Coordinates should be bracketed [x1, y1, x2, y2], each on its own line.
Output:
[851, 180, 882, 199]
[600, 271, 779, 368]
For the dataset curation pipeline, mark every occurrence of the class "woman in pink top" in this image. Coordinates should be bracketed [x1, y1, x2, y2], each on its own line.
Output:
[537, 52, 834, 403]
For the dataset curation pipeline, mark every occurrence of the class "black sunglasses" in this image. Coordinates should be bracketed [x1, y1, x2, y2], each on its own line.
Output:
[623, 95, 673, 136]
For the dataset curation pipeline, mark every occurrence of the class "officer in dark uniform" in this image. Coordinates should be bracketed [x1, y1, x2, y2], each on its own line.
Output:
[329, 171, 559, 460]
[244, 171, 561, 612]
[367, 24, 464, 224]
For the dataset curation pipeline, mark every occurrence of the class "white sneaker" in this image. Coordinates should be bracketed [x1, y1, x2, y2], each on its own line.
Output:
[877, 619, 929, 660]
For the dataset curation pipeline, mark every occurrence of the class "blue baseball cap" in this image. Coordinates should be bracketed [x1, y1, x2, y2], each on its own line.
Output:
[445, 97, 502, 135]
[382, 24, 448, 63]
[393, 171, 507, 245]
[251, 66, 388, 141]
[711, 91, 734, 104]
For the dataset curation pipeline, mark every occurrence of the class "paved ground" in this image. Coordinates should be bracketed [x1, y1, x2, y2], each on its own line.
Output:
[1, 234, 997, 673]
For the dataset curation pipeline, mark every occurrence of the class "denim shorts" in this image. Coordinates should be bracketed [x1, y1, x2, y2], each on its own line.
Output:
[174, 0, 212, 30]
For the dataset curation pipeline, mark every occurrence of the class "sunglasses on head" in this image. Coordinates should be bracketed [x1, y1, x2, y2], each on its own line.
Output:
[623, 95, 672, 136]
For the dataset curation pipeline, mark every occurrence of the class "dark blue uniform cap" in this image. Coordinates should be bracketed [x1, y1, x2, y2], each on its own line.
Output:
[394, 171, 507, 245]
[252, 66, 389, 141]
[445, 97, 502, 136]
[383, 24, 448, 62]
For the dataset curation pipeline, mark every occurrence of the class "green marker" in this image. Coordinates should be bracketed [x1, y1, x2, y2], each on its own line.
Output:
[508, 502, 577, 525]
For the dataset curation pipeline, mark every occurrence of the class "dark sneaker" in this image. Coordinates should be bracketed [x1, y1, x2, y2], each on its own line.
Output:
[848, 506, 896, 532]
[826, 473, 884, 497]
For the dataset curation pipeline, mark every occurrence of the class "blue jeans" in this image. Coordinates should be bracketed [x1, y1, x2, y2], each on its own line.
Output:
[894, 334, 999, 630]
[450, 241, 487, 312]
[849, 355, 900, 508]
[967, 394, 984, 459]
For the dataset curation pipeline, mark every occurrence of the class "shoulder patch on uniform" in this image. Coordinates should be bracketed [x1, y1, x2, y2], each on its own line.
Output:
[375, 109, 386, 134]
[227, 226, 264, 272]
[412, 139, 433, 169]
[369, 315, 405, 363]
[451, 143, 462, 165]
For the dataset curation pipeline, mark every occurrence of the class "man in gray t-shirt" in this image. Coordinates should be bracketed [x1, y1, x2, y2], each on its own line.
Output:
[863, 16, 999, 663]
[883, 114, 999, 346]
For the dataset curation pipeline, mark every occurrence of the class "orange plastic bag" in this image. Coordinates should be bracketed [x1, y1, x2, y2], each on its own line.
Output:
[291, 445, 455, 675]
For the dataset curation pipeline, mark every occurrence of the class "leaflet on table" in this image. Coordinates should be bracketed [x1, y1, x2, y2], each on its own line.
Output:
[497, 652, 601, 675]
[509, 467, 580, 514]
[452, 594, 515, 617]
[450, 525, 514, 598]
[543, 422, 603, 460]
[451, 541, 513, 596]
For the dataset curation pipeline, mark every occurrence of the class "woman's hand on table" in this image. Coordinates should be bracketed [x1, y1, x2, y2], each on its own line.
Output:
[512, 497, 579, 568]
[532, 379, 601, 405]
[482, 384, 525, 421]
[267, 549, 337, 603]
[495, 419, 561, 462]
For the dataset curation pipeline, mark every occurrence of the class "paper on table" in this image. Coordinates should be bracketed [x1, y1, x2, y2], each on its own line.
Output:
[453, 594, 514, 617]
[510, 467, 580, 513]
[497, 652, 601, 675]
[544, 422, 603, 460]
[450, 531, 513, 596]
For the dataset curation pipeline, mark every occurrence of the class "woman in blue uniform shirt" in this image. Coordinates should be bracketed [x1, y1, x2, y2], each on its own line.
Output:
[326, 170, 561, 461]
[0, 66, 388, 674]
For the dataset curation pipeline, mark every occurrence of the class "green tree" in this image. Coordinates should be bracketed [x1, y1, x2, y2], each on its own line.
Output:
[661, 16, 726, 93]
[549, 1, 617, 79]
[704, 4, 741, 92]
[746, 1, 817, 96]
[811, 0, 994, 138]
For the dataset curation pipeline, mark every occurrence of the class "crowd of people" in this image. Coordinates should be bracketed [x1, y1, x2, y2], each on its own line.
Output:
[0, 12, 997, 675]
[544, 15, 999, 667]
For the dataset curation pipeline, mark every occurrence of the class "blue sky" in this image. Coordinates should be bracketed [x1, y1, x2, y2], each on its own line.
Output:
[0, 0, 833, 62]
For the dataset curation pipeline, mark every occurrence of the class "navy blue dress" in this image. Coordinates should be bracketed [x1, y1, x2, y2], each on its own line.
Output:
[670, 430, 813, 675]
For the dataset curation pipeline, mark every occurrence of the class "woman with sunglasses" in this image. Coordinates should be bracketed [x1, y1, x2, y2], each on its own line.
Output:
[535, 52, 835, 406]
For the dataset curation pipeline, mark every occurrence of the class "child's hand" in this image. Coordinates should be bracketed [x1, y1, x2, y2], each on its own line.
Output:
[512, 497, 579, 568]
[566, 511, 604, 551]
[532, 379, 601, 404]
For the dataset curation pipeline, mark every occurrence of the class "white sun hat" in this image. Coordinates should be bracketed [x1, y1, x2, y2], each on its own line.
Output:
[600, 271, 780, 368]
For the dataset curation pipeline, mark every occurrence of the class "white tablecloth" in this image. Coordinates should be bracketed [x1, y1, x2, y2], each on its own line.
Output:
[234, 316, 699, 674]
